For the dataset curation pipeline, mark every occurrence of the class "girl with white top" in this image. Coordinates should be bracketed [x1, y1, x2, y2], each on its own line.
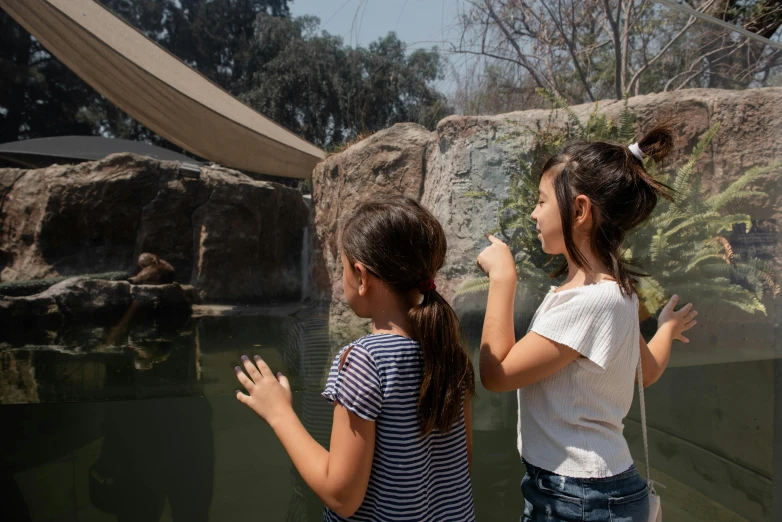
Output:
[476, 123, 699, 520]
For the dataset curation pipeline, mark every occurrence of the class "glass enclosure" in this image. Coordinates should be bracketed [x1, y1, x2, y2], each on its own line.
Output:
[1, 1, 780, 521]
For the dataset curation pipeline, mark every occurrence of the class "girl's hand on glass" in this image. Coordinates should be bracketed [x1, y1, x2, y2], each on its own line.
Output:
[477, 233, 516, 282]
[235, 355, 293, 425]
[658, 295, 698, 343]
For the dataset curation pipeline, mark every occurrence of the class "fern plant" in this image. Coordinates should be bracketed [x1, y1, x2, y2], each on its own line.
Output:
[631, 127, 779, 316]
[458, 95, 779, 318]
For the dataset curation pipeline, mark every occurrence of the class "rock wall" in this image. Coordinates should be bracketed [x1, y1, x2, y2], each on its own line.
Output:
[0, 153, 309, 302]
[311, 124, 432, 338]
[310, 87, 782, 521]
[312, 87, 782, 336]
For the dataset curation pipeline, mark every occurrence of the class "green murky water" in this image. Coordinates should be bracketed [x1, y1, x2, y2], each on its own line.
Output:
[0, 303, 776, 521]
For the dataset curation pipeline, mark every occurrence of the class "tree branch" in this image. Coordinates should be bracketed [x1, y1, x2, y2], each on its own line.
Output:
[481, 0, 557, 94]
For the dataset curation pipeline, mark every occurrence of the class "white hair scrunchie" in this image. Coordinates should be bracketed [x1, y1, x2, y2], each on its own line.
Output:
[629, 142, 645, 161]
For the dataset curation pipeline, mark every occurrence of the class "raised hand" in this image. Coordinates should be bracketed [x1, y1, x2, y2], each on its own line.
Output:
[235, 355, 293, 426]
[476, 233, 517, 283]
[658, 295, 698, 343]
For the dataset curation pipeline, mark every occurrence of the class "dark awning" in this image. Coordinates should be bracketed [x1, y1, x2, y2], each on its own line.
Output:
[0, 136, 201, 168]
[0, 0, 325, 179]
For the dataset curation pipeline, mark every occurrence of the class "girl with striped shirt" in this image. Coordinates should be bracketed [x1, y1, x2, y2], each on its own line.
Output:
[475, 124, 699, 520]
[235, 195, 476, 521]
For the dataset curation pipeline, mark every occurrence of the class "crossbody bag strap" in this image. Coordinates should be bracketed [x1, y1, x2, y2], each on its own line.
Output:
[637, 353, 652, 486]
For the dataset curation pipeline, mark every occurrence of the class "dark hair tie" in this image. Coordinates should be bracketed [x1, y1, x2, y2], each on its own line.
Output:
[417, 278, 436, 294]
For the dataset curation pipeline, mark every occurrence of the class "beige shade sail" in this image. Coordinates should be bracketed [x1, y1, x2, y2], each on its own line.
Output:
[0, 0, 325, 179]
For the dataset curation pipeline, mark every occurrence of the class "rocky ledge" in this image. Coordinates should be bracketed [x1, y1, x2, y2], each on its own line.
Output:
[0, 277, 200, 327]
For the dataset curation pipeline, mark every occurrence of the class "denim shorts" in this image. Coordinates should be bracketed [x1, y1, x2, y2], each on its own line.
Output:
[521, 459, 649, 522]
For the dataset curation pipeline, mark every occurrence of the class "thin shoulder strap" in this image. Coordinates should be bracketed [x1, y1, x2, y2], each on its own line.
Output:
[636, 353, 652, 485]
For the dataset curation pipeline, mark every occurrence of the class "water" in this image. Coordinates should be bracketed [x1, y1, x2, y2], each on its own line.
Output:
[0, 303, 775, 521]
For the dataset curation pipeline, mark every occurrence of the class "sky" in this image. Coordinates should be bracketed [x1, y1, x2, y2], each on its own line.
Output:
[289, 0, 469, 93]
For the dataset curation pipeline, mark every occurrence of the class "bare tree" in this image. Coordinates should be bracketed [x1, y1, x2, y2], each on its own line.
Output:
[689, 0, 782, 89]
[451, 58, 541, 114]
[451, 0, 782, 109]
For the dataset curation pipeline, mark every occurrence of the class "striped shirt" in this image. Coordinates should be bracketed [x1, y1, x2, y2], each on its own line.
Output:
[321, 334, 475, 522]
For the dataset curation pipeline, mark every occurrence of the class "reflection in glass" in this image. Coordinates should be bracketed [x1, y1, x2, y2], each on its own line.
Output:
[0, 0, 781, 521]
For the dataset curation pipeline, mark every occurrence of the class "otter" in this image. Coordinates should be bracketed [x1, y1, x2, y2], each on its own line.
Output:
[128, 253, 175, 285]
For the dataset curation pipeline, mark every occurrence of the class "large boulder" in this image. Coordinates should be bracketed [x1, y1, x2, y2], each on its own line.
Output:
[311, 123, 432, 339]
[0, 153, 310, 302]
[0, 277, 198, 327]
[311, 88, 782, 337]
[426, 88, 782, 295]
[39, 278, 131, 317]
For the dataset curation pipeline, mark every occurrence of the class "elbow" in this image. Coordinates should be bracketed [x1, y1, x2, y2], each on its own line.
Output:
[642, 369, 662, 388]
[327, 492, 365, 518]
[480, 367, 501, 392]
[480, 368, 514, 393]
[480, 350, 519, 392]
[482, 380, 504, 393]
[330, 502, 361, 518]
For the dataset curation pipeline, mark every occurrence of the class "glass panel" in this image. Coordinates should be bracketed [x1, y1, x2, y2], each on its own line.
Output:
[1, 1, 780, 521]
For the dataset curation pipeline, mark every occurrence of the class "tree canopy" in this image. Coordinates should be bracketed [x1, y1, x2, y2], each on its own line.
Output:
[0, 0, 449, 150]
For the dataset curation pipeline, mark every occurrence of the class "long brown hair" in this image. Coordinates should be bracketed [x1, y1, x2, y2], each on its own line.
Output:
[340, 195, 475, 435]
[542, 123, 677, 296]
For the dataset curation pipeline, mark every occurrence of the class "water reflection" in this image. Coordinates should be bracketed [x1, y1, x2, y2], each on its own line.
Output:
[0, 303, 776, 521]
[89, 304, 212, 521]
[92, 396, 214, 521]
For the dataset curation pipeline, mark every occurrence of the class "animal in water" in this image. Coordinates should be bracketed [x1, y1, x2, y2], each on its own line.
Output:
[128, 253, 175, 285]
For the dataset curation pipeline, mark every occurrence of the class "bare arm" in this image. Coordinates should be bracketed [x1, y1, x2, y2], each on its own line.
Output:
[482, 329, 581, 392]
[235, 357, 375, 518]
[478, 270, 519, 389]
[640, 334, 669, 387]
[271, 404, 375, 517]
[640, 295, 697, 387]
[477, 234, 581, 393]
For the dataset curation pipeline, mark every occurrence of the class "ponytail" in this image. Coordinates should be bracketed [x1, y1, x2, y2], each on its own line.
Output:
[637, 122, 676, 162]
[626, 122, 677, 223]
[409, 289, 475, 436]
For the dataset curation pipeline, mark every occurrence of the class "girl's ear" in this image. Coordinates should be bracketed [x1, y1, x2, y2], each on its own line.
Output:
[354, 262, 371, 296]
[573, 195, 592, 229]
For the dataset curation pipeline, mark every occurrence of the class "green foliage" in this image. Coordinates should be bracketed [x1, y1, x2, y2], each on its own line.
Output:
[617, 93, 636, 144]
[458, 95, 779, 317]
[1, 1, 449, 150]
[242, 22, 449, 147]
[634, 130, 780, 315]
[0, 11, 98, 143]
